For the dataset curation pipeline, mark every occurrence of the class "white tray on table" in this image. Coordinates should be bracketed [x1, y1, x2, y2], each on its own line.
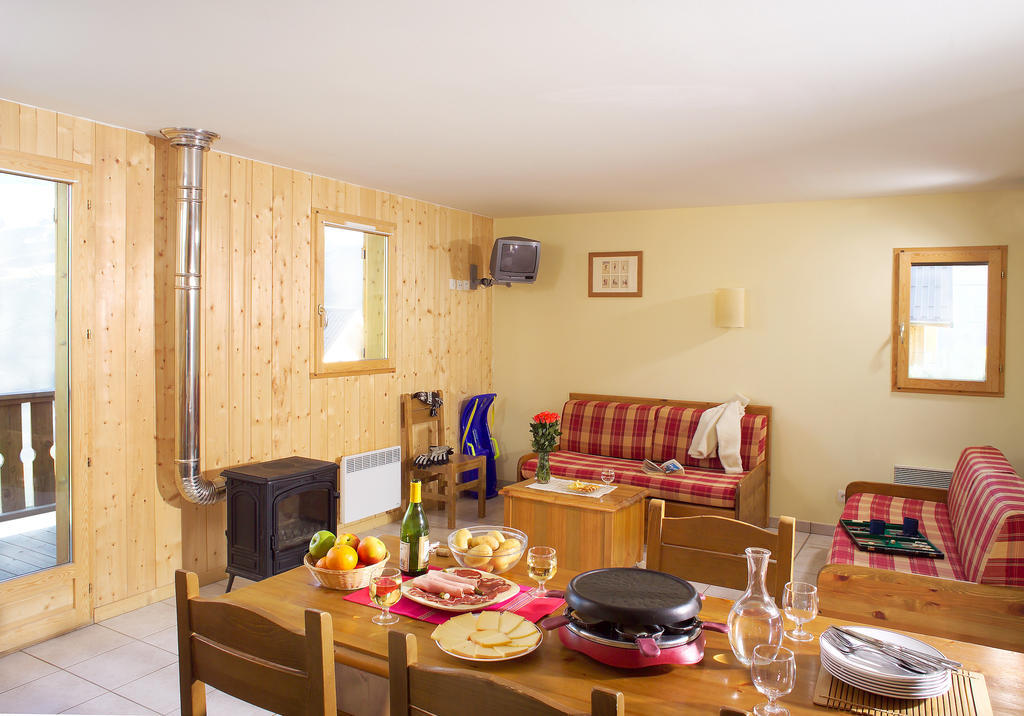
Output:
[526, 477, 616, 499]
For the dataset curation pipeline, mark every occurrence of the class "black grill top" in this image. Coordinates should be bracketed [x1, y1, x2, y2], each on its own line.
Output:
[566, 568, 702, 626]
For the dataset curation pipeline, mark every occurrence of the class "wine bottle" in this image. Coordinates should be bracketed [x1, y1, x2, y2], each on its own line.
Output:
[400, 479, 430, 576]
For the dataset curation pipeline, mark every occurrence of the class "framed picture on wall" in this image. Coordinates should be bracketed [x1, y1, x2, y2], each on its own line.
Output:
[588, 251, 643, 297]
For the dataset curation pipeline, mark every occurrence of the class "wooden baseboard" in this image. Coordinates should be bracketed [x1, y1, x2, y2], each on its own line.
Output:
[768, 516, 833, 535]
[339, 507, 402, 535]
[92, 582, 175, 622]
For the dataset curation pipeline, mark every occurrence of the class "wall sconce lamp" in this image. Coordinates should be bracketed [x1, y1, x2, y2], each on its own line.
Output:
[714, 288, 746, 328]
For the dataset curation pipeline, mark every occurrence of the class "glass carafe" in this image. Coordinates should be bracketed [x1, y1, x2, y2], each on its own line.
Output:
[727, 547, 783, 666]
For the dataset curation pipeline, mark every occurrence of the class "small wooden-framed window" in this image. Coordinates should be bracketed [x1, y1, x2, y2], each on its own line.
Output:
[311, 208, 396, 377]
[892, 246, 1007, 396]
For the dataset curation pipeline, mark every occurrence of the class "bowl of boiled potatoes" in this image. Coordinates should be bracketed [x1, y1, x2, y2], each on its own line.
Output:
[447, 525, 528, 575]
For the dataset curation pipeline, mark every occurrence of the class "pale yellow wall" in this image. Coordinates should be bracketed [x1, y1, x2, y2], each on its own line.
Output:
[494, 190, 1024, 524]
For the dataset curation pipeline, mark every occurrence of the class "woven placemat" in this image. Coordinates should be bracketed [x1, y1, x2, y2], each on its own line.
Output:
[813, 667, 992, 715]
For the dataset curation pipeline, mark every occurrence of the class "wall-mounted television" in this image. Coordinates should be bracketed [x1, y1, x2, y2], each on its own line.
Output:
[489, 237, 541, 283]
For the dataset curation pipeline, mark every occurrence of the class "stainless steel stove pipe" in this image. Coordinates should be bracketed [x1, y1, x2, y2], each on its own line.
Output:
[161, 128, 224, 504]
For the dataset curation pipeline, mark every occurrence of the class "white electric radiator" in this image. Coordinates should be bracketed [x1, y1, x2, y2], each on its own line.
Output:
[339, 446, 402, 524]
[893, 464, 953, 490]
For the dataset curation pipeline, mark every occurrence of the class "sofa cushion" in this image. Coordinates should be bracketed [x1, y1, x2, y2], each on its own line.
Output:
[948, 446, 1019, 552]
[559, 400, 659, 461]
[650, 405, 768, 472]
[952, 471, 1024, 586]
[829, 493, 965, 581]
[520, 451, 744, 509]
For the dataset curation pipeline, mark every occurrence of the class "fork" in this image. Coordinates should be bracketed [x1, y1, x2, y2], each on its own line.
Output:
[502, 589, 536, 613]
[823, 629, 930, 674]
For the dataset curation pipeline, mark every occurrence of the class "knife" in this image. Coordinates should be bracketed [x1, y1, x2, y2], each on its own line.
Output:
[833, 626, 962, 670]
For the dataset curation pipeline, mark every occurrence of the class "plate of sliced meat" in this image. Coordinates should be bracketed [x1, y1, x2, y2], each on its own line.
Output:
[401, 567, 521, 612]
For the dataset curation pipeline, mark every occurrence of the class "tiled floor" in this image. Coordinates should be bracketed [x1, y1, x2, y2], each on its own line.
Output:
[0, 490, 830, 714]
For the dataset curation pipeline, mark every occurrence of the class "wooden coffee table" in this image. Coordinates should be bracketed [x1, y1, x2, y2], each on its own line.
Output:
[500, 479, 647, 572]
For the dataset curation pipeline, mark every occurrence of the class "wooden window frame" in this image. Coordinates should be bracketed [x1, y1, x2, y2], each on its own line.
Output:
[891, 245, 1007, 397]
[311, 208, 396, 378]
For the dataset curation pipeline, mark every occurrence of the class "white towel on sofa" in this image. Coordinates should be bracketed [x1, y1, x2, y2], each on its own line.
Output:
[688, 393, 750, 474]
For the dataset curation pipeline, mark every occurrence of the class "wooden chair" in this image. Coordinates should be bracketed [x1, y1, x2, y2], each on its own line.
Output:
[400, 391, 486, 529]
[646, 499, 796, 601]
[388, 631, 624, 716]
[175, 569, 339, 716]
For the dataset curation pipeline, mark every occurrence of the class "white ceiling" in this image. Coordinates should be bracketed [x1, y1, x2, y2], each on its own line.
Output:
[3, 1, 1024, 217]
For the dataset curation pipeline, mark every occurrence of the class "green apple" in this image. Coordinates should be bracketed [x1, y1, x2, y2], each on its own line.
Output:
[308, 530, 336, 559]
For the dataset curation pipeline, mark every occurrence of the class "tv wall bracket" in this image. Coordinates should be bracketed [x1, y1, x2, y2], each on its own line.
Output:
[470, 264, 510, 289]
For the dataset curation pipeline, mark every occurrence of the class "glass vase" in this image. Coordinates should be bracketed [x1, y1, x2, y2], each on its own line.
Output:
[727, 547, 783, 666]
[535, 451, 551, 484]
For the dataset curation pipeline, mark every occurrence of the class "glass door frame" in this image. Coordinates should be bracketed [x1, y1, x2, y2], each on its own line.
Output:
[0, 149, 93, 652]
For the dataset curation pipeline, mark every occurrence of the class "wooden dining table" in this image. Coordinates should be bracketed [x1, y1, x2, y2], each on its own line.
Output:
[216, 535, 1024, 714]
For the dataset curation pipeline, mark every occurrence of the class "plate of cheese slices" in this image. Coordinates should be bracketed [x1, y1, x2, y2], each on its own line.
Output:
[430, 610, 543, 661]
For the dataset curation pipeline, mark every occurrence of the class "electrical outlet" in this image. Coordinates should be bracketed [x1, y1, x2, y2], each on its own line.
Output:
[835, 489, 846, 504]
[457, 279, 470, 290]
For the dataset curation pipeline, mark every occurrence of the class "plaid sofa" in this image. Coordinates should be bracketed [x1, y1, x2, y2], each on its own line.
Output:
[827, 446, 1024, 586]
[518, 396, 770, 525]
[818, 445, 1024, 652]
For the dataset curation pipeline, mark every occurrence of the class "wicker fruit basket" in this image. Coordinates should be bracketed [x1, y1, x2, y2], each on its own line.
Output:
[303, 552, 390, 591]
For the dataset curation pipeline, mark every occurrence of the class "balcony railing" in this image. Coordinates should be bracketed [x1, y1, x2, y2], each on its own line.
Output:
[0, 391, 56, 522]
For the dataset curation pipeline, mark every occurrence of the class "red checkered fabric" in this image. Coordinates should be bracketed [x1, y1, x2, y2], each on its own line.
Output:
[945, 446, 1024, 585]
[558, 400, 659, 461]
[650, 405, 767, 472]
[948, 446, 1019, 542]
[521, 451, 743, 509]
[953, 472, 1024, 586]
[828, 493, 965, 581]
[981, 512, 1024, 586]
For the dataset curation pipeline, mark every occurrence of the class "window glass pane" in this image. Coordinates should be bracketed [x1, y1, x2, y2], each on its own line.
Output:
[908, 264, 987, 381]
[322, 225, 365, 362]
[0, 173, 56, 394]
[0, 171, 70, 580]
[363, 233, 388, 359]
[321, 224, 388, 364]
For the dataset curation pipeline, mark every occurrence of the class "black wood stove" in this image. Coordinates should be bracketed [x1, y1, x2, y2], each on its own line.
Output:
[222, 456, 338, 591]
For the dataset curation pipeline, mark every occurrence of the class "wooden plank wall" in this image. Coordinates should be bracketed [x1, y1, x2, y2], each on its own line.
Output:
[172, 152, 495, 582]
[1, 98, 494, 617]
[0, 99, 182, 613]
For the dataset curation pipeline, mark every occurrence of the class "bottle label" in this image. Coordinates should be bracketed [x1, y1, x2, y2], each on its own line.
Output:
[400, 536, 428, 572]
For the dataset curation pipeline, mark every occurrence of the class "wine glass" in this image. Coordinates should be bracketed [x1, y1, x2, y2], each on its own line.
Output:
[370, 567, 402, 625]
[751, 644, 796, 716]
[782, 581, 818, 642]
[526, 546, 557, 596]
[599, 469, 615, 500]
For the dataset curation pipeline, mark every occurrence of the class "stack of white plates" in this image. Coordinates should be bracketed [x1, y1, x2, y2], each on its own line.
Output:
[820, 626, 952, 699]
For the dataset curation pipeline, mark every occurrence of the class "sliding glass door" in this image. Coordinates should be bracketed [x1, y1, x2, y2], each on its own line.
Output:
[0, 171, 70, 580]
[0, 156, 89, 651]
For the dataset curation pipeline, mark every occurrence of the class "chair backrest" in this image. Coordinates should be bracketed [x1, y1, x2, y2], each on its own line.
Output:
[645, 500, 795, 601]
[401, 391, 450, 472]
[175, 570, 336, 716]
[387, 631, 623, 716]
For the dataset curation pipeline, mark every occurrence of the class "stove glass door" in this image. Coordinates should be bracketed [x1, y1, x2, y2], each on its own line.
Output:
[275, 488, 331, 552]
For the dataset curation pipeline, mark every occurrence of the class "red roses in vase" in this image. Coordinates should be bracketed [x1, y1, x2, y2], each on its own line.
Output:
[529, 411, 561, 484]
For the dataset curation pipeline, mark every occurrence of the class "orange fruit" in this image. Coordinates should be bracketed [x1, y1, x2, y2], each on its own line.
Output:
[324, 544, 358, 571]
[315, 557, 328, 569]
